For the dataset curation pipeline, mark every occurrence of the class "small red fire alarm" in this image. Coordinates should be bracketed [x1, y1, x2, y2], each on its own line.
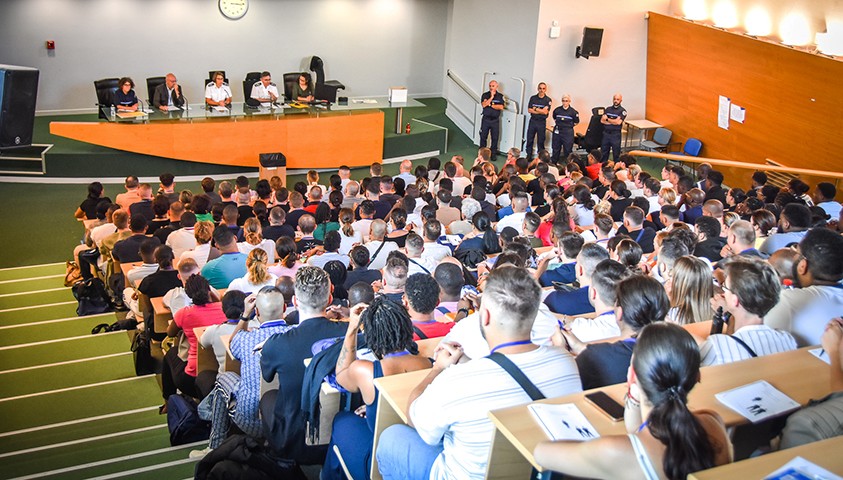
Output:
[45, 40, 55, 50]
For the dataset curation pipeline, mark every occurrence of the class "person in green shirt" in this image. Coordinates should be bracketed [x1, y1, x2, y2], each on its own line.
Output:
[293, 72, 314, 102]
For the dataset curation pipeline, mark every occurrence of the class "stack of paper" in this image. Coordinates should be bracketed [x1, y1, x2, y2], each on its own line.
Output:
[715, 380, 800, 423]
[528, 403, 600, 441]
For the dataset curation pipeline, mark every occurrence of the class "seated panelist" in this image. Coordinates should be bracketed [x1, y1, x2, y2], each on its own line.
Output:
[152, 73, 185, 112]
[250, 71, 279, 106]
[294, 72, 314, 103]
[205, 71, 232, 107]
[114, 77, 139, 112]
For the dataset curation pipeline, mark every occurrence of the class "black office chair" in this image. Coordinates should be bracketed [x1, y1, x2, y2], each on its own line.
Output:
[282, 72, 300, 102]
[244, 71, 263, 107]
[309, 56, 344, 102]
[575, 106, 605, 153]
[93, 78, 119, 119]
[146, 76, 166, 106]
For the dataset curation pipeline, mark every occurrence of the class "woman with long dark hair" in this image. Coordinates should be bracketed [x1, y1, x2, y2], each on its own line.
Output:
[323, 297, 431, 479]
[535, 322, 732, 480]
[455, 211, 501, 255]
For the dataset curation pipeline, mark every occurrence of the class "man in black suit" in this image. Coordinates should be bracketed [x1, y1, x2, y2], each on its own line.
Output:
[152, 73, 185, 111]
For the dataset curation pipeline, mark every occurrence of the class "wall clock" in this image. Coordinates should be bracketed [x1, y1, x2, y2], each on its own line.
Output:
[219, 0, 248, 20]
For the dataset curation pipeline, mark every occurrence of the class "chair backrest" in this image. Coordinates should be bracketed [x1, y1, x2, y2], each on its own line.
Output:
[652, 127, 672, 145]
[93, 78, 119, 118]
[283, 72, 301, 102]
[582, 107, 605, 151]
[146, 76, 166, 105]
[684, 138, 703, 157]
[208, 70, 226, 81]
[244, 72, 263, 105]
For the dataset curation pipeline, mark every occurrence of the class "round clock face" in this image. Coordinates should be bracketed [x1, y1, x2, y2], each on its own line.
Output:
[219, 0, 248, 20]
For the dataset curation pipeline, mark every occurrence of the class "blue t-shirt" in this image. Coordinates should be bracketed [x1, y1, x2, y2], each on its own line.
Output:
[201, 252, 247, 289]
[544, 286, 595, 316]
[114, 89, 138, 107]
[539, 262, 576, 287]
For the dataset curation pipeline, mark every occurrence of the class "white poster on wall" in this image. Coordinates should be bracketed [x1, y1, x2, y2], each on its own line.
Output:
[718, 95, 730, 130]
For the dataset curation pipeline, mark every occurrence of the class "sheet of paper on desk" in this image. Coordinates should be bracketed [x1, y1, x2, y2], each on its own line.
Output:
[715, 380, 800, 423]
[809, 348, 831, 364]
[528, 403, 600, 441]
[764, 456, 843, 480]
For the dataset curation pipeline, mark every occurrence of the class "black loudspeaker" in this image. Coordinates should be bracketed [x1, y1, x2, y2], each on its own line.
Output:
[576, 27, 604, 59]
[0, 65, 39, 149]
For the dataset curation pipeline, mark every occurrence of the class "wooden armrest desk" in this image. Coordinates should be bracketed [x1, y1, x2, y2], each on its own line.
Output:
[120, 262, 142, 289]
[372, 369, 430, 480]
[194, 326, 220, 374]
[486, 346, 830, 479]
[149, 296, 173, 334]
[219, 333, 241, 374]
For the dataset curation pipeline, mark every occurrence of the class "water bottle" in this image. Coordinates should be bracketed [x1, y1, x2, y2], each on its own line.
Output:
[110, 105, 115, 117]
[405, 122, 411, 134]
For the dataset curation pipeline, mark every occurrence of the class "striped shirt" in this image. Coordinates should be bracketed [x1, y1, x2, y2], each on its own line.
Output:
[700, 324, 797, 366]
[410, 346, 582, 480]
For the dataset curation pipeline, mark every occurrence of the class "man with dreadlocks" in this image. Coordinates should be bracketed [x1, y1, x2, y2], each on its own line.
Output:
[376, 266, 582, 479]
[322, 296, 432, 479]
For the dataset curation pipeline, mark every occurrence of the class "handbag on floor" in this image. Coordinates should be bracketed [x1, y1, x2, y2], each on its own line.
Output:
[72, 277, 113, 316]
[64, 261, 82, 287]
[167, 393, 211, 446]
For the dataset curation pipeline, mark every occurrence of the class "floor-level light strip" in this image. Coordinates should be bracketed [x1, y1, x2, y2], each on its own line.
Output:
[0, 375, 154, 403]
[0, 406, 160, 438]
[0, 301, 76, 314]
[0, 312, 114, 330]
[0, 287, 70, 298]
[8, 441, 207, 480]
[0, 352, 131, 375]
[0, 274, 64, 285]
[0, 262, 64, 272]
[0, 330, 123, 350]
[84, 458, 201, 480]
[0, 424, 167, 459]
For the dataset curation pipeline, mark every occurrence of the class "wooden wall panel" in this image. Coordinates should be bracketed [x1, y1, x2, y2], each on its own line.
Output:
[646, 13, 843, 177]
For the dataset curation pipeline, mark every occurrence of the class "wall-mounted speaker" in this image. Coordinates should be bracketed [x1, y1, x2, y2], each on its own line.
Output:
[576, 27, 604, 59]
[0, 65, 40, 149]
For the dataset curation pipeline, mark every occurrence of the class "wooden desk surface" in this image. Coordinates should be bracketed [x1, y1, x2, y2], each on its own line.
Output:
[487, 346, 830, 477]
[120, 262, 142, 288]
[219, 333, 241, 374]
[689, 436, 843, 479]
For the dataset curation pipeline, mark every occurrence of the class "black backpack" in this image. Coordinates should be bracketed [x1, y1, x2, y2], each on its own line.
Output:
[167, 394, 211, 446]
[72, 278, 114, 316]
[195, 434, 306, 480]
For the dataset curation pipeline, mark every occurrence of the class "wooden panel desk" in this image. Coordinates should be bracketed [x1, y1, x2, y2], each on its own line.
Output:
[149, 296, 173, 334]
[372, 369, 430, 480]
[194, 326, 220, 374]
[486, 347, 830, 479]
[219, 333, 241, 374]
[120, 262, 142, 289]
[690, 436, 843, 479]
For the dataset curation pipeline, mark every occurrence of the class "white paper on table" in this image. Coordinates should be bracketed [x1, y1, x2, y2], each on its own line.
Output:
[528, 403, 601, 441]
[730, 104, 746, 123]
[718, 95, 730, 130]
[213, 106, 228, 112]
[764, 456, 843, 480]
[445, 235, 462, 245]
[715, 380, 800, 423]
[809, 348, 831, 364]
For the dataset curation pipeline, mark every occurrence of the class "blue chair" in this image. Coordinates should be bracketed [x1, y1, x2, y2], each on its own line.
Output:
[640, 127, 672, 152]
[670, 137, 702, 157]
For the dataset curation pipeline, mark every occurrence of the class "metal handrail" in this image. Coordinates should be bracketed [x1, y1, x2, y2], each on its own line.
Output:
[446, 69, 480, 103]
[629, 150, 843, 180]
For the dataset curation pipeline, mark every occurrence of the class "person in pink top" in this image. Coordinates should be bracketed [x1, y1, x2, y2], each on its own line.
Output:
[161, 274, 227, 410]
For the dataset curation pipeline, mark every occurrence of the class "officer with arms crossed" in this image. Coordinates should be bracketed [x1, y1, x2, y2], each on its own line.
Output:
[479, 80, 506, 158]
[601, 92, 627, 162]
[205, 71, 232, 107]
[525, 82, 551, 160]
[551, 94, 579, 163]
[250, 71, 280, 107]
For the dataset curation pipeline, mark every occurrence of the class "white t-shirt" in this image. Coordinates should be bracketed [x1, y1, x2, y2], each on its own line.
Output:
[227, 273, 278, 295]
[179, 243, 212, 270]
[365, 240, 399, 270]
[166, 228, 197, 260]
[764, 285, 843, 347]
[700, 324, 797, 366]
[411, 346, 582, 480]
[250, 82, 280, 105]
[421, 242, 452, 264]
[569, 311, 620, 343]
[495, 211, 527, 233]
[237, 239, 277, 265]
[338, 228, 363, 255]
[205, 83, 232, 103]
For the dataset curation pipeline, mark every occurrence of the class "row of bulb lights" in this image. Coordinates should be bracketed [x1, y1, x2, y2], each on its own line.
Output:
[681, 0, 842, 56]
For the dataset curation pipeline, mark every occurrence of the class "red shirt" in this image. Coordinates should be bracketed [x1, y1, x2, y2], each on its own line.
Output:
[411, 319, 455, 341]
[585, 162, 603, 181]
[173, 303, 228, 376]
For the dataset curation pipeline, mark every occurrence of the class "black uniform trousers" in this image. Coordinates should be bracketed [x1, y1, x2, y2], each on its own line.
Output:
[479, 115, 500, 155]
[525, 118, 546, 158]
[601, 130, 622, 162]
[552, 128, 574, 163]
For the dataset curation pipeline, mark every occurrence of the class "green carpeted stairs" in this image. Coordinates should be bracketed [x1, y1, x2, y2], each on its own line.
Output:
[0, 263, 201, 480]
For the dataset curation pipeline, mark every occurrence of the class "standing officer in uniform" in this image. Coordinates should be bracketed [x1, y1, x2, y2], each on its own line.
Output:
[479, 80, 506, 158]
[551, 94, 579, 163]
[250, 71, 280, 107]
[600, 93, 627, 162]
[525, 83, 551, 159]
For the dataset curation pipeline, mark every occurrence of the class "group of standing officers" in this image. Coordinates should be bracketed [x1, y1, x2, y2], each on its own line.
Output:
[479, 81, 627, 163]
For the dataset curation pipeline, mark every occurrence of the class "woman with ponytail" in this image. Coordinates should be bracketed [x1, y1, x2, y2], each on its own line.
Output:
[323, 297, 432, 480]
[237, 217, 276, 264]
[535, 322, 732, 479]
[607, 179, 634, 222]
[569, 183, 596, 227]
[455, 211, 501, 256]
[337, 207, 362, 255]
[268, 236, 303, 278]
[227, 248, 277, 294]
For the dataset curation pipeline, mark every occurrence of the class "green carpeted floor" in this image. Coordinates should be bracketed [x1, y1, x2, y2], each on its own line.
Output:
[0, 263, 200, 480]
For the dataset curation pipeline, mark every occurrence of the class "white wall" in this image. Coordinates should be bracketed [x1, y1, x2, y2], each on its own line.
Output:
[0, 0, 449, 113]
[443, 0, 541, 136]
[533, 0, 671, 123]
